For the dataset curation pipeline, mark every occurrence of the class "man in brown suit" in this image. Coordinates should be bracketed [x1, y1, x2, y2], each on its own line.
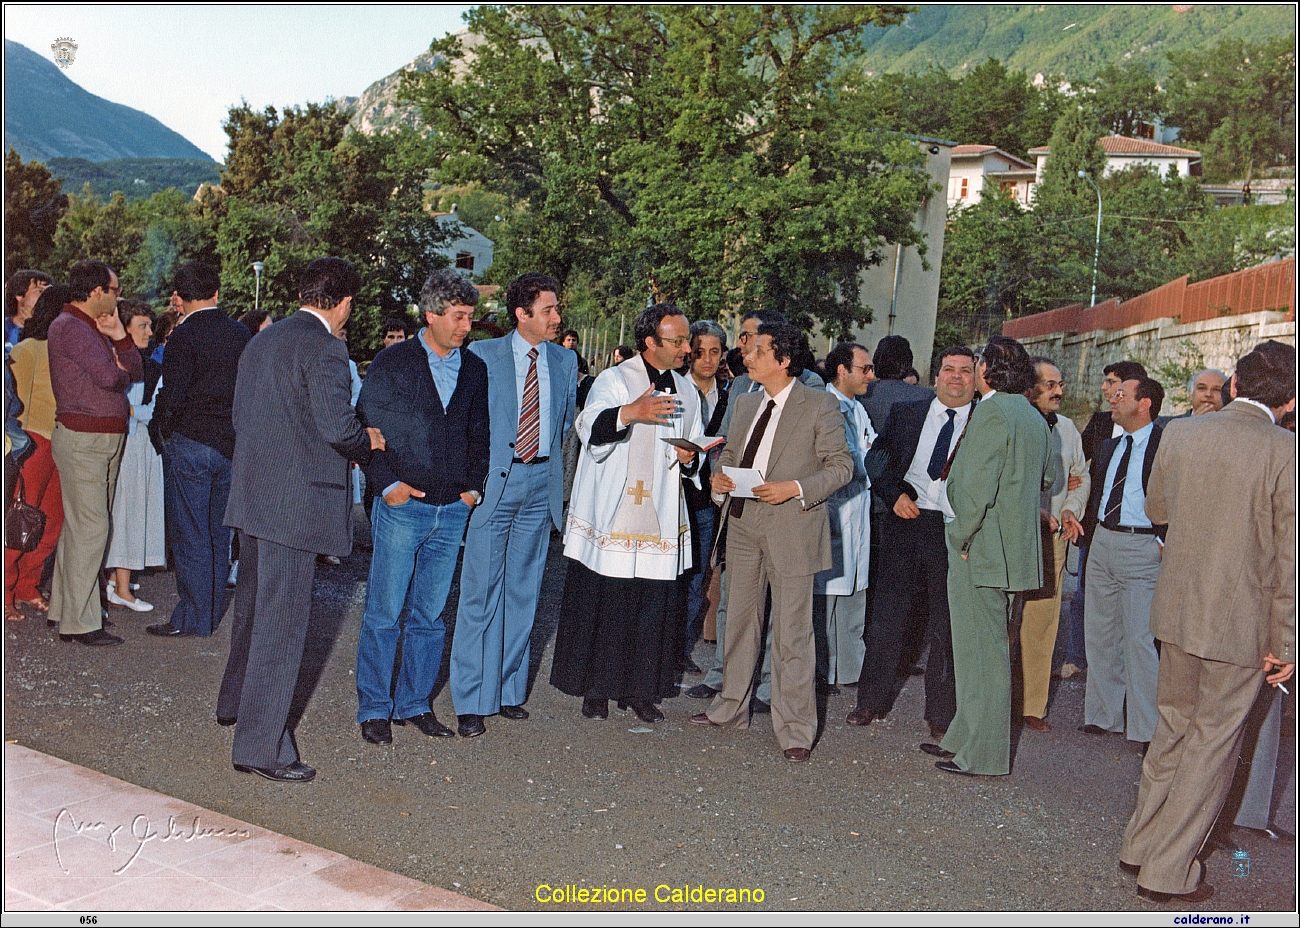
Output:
[1119, 340, 1296, 904]
[691, 322, 852, 761]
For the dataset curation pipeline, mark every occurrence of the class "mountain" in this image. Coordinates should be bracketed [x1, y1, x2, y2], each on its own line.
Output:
[857, 5, 1295, 79]
[46, 158, 222, 201]
[4, 39, 213, 163]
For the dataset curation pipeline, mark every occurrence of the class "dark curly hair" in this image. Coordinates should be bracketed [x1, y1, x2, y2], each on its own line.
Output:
[979, 335, 1035, 394]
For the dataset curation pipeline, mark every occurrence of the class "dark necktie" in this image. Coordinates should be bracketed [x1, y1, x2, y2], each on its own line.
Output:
[1102, 435, 1133, 527]
[927, 408, 957, 481]
[729, 399, 776, 519]
[517, 347, 540, 462]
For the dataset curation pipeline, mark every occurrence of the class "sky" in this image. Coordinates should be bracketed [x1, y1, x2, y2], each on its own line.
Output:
[4, 4, 475, 161]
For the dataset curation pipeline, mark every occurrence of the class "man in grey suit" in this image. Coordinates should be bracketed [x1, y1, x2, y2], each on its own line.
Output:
[1120, 341, 1295, 904]
[217, 257, 383, 782]
[692, 321, 852, 762]
[450, 272, 576, 738]
[926, 335, 1050, 777]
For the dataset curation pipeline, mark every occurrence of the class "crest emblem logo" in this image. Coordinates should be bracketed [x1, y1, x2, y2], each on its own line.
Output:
[51, 37, 78, 69]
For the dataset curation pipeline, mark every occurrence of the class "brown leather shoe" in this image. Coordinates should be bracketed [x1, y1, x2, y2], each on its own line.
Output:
[689, 713, 720, 727]
[928, 722, 948, 740]
[845, 706, 876, 726]
[1023, 716, 1051, 732]
[783, 748, 811, 763]
[1137, 883, 1214, 904]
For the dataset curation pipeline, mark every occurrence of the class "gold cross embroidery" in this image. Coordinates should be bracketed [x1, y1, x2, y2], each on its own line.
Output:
[626, 480, 650, 505]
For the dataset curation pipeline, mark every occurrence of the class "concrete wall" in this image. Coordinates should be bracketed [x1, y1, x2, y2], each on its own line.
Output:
[1017, 311, 1295, 414]
[832, 142, 952, 366]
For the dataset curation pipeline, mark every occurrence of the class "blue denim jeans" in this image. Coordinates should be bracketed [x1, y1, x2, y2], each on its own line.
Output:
[356, 497, 471, 723]
[163, 433, 232, 636]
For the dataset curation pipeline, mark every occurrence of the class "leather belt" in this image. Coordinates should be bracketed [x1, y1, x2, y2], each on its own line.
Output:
[1100, 523, 1158, 535]
[512, 456, 549, 465]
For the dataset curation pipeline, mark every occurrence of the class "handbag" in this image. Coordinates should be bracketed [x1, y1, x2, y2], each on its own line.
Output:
[6, 472, 46, 553]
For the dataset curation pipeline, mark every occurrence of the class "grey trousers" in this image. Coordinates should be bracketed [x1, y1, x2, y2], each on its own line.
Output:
[1234, 685, 1285, 830]
[1083, 527, 1161, 743]
[815, 589, 867, 686]
[50, 425, 124, 635]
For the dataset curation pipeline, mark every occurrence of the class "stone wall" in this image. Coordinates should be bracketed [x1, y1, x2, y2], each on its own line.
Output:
[1018, 311, 1295, 414]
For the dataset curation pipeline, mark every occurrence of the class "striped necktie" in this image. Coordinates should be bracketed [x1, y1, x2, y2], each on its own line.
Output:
[517, 347, 540, 462]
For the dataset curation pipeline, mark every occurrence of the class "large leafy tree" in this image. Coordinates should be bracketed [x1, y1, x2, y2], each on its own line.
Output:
[212, 102, 453, 350]
[943, 58, 1065, 160]
[5, 150, 69, 275]
[1165, 37, 1296, 184]
[400, 4, 934, 338]
[1080, 62, 1165, 138]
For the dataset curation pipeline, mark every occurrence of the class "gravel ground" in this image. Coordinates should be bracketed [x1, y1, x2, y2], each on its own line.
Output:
[5, 515, 1295, 913]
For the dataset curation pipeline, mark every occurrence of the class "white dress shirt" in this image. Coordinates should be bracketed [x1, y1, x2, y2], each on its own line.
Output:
[904, 396, 972, 516]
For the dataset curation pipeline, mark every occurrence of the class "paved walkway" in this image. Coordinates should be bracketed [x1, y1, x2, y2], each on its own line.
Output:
[3, 743, 496, 911]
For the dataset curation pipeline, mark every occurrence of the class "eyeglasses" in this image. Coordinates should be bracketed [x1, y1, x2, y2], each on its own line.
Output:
[853, 364, 874, 374]
[106, 284, 123, 296]
[1111, 389, 1127, 401]
[737, 330, 758, 342]
[1039, 379, 1066, 390]
[655, 334, 690, 348]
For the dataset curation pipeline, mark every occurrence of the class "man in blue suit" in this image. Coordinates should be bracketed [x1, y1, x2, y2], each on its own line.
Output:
[451, 272, 576, 738]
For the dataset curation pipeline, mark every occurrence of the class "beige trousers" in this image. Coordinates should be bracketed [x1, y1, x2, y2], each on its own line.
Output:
[1019, 532, 1068, 719]
[50, 425, 124, 635]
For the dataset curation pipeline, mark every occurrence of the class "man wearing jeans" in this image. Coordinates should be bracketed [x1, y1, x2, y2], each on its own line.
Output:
[148, 262, 250, 637]
[354, 270, 490, 745]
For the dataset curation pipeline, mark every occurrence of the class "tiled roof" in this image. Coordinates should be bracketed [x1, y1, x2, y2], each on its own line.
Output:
[951, 144, 996, 155]
[1029, 135, 1201, 157]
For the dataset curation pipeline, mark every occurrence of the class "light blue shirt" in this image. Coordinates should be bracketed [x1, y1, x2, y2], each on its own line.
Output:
[1101, 421, 1154, 528]
[511, 329, 551, 454]
[420, 328, 461, 412]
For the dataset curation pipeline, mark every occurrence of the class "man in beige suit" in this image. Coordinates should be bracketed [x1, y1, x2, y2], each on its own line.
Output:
[1119, 340, 1296, 905]
[691, 322, 852, 761]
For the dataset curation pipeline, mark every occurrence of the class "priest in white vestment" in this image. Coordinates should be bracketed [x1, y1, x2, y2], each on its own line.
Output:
[550, 305, 705, 724]
[814, 342, 877, 687]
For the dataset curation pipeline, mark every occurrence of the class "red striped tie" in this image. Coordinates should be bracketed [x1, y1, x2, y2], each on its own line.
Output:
[517, 347, 540, 462]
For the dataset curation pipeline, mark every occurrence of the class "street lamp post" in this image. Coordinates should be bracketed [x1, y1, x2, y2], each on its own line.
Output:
[252, 261, 264, 313]
[1078, 170, 1101, 308]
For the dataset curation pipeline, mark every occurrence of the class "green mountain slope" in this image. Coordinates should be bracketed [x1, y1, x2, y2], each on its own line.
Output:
[4, 39, 213, 162]
[858, 5, 1294, 79]
[47, 158, 222, 201]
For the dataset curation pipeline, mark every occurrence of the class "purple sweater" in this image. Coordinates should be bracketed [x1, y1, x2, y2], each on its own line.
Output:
[48, 305, 143, 434]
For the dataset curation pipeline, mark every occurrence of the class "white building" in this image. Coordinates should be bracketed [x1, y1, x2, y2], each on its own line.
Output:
[946, 145, 1036, 210]
[1029, 135, 1202, 186]
[430, 204, 495, 278]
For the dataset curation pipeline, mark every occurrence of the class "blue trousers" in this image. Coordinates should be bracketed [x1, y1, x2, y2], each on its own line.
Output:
[164, 434, 232, 636]
[450, 462, 552, 716]
[356, 497, 470, 723]
[682, 505, 716, 659]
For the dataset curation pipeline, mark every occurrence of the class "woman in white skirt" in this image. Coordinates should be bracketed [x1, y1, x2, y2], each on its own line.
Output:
[105, 300, 166, 611]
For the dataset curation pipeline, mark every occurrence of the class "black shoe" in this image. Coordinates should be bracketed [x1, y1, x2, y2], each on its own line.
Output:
[146, 622, 183, 637]
[393, 712, 454, 738]
[217, 716, 237, 727]
[919, 743, 955, 759]
[626, 700, 664, 724]
[457, 714, 486, 738]
[59, 629, 123, 647]
[935, 760, 979, 776]
[1119, 861, 1141, 876]
[685, 683, 718, 699]
[233, 761, 316, 783]
[751, 698, 771, 715]
[1078, 723, 1110, 735]
[681, 658, 703, 674]
[101, 617, 114, 628]
[581, 697, 608, 720]
[498, 705, 529, 721]
[1136, 883, 1214, 904]
[360, 718, 393, 744]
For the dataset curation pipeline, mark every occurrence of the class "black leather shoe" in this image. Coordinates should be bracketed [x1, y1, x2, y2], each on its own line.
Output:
[1137, 883, 1214, 904]
[919, 743, 955, 759]
[59, 629, 123, 647]
[685, 683, 718, 699]
[845, 706, 876, 726]
[681, 658, 702, 674]
[233, 760, 316, 783]
[360, 718, 393, 744]
[751, 698, 771, 715]
[935, 760, 979, 776]
[1119, 861, 1141, 876]
[217, 716, 237, 727]
[1078, 723, 1110, 735]
[393, 712, 454, 738]
[498, 705, 529, 721]
[626, 700, 664, 724]
[458, 714, 486, 738]
[146, 622, 184, 637]
[581, 697, 608, 719]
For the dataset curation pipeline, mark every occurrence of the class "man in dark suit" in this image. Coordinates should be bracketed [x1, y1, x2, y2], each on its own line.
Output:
[148, 262, 250, 637]
[217, 257, 382, 782]
[1119, 341, 1295, 904]
[692, 321, 853, 762]
[1066, 376, 1166, 746]
[862, 335, 934, 438]
[449, 272, 574, 739]
[354, 269, 490, 745]
[929, 336, 1050, 776]
[849, 345, 977, 739]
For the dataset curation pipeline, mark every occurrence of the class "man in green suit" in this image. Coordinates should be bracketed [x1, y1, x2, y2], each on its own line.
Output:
[924, 335, 1050, 776]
